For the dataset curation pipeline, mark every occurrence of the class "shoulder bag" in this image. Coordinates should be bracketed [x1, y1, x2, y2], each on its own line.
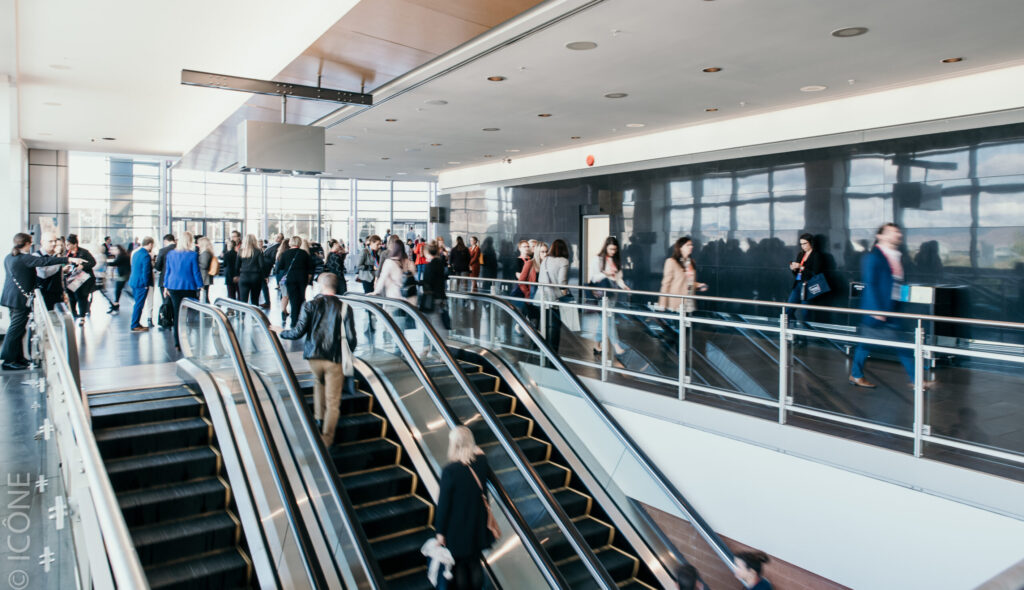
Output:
[10, 273, 34, 309]
[803, 273, 831, 300]
[208, 256, 220, 276]
[467, 463, 501, 544]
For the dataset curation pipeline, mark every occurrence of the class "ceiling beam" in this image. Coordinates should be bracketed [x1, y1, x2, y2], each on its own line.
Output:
[180, 69, 373, 106]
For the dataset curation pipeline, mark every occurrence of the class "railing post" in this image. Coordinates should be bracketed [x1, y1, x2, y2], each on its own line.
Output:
[913, 319, 925, 458]
[600, 295, 610, 382]
[778, 309, 789, 425]
[678, 303, 687, 400]
[539, 298, 548, 368]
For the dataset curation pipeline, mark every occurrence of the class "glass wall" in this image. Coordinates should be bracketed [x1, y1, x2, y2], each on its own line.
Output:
[68, 153, 162, 253]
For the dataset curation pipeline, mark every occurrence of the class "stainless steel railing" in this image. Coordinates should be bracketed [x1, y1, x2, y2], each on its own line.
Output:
[448, 276, 1024, 466]
[32, 289, 150, 589]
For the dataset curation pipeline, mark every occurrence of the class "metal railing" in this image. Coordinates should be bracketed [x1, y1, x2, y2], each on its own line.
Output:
[448, 275, 1024, 466]
[32, 289, 149, 589]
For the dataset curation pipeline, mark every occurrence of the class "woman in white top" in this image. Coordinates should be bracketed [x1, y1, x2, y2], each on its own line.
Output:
[588, 236, 629, 357]
[536, 239, 570, 353]
[373, 238, 418, 307]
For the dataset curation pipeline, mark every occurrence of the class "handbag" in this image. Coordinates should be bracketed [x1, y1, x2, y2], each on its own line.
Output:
[587, 277, 613, 300]
[467, 463, 501, 544]
[803, 273, 831, 300]
[10, 274, 34, 309]
[66, 268, 90, 292]
[158, 297, 174, 329]
[208, 256, 220, 276]
[401, 271, 418, 298]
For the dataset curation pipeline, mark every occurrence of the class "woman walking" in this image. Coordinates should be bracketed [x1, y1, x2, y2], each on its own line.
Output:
[197, 236, 216, 303]
[435, 426, 493, 590]
[449, 236, 471, 278]
[2, 233, 80, 370]
[276, 236, 313, 328]
[223, 238, 239, 300]
[537, 239, 570, 353]
[232, 234, 266, 305]
[658, 236, 707, 313]
[786, 233, 824, 338]
[589, 236, 629, 357]
[373, 237, 418, 307]
[64, 234, 97, 325]
[162, 231, 204, 350]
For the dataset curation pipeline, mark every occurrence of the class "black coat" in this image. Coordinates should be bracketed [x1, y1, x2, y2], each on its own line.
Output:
[3, 252, 68, 309]
[448, 247, 470, 273]
[279, 295, 356, 363]
[276, 248, 312, 285]
[222, 250, 239, 279]
[34, 250, 65, 306]
[421, 258, 447, 299]
[263, 243, 281, 276]
[791, 249, 825, 285]
[154, 243, 175, 287]
[434, 455, 492, 559]
[233, 252, 266, 280]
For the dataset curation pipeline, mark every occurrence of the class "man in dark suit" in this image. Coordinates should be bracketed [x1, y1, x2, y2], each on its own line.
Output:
[849, 223, 922, 389]
[34, 232, 66, 310]
[3, 233, 82, 370]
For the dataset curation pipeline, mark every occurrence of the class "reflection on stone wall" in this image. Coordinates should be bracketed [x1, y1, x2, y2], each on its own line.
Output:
[445, 122, 1024, 332]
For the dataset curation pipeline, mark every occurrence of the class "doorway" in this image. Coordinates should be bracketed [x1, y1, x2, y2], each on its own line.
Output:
[582, 215, 610, 284]
[171, 218, 243, 252]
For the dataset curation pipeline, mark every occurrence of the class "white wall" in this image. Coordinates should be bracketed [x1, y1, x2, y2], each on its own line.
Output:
[2, 0, 29, 330]
[438, 63, 1024, 191]
[528, 377, 1024, 590]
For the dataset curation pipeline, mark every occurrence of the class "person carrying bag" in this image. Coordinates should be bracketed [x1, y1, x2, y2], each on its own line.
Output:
[786, 233, 827, 338]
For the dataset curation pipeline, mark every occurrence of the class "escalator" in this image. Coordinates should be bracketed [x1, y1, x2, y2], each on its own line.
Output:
[90, 384, 254, 589]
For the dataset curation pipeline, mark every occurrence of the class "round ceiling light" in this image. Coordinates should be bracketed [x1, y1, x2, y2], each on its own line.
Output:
[424, 99, 448, 105]
[705, 107, 719, 112]
[625, 123, 645, 128]
[566, 41, 598, 50]
[506, 149, 520, 153]
[941, 57, 964, 63]
[831, 26, 869, 38]
[430, 143, 442, 147]
[702, 66, 722, 73]
[800, 85, 828, 92]
[483, 154, 494, 158]
[325, 142, 334, 146]
[385, 118, 398, 122]
[482, 127, 500, 131]
[570, 136, 582, 140]
[537, 113, 553, 118]
[381, 157, 390, 160]
[101, 137, 116, 141]
[487, 75, 506, 82]
[604, 92, 628, 99]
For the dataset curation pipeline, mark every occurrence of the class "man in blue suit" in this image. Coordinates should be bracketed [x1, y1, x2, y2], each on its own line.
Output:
[849, 223, 920, 388]
[128, 237, 154, 332]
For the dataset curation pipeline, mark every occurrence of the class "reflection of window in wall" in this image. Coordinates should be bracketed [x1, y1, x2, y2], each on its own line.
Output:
[355, 180, 391, 240]
[392, 181, 431, 239]
[320, 178, 350, 245]
[266, 176, 317, 239]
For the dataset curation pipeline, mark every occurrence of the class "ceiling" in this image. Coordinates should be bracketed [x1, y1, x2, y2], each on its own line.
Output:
[15, 0, 1024, 184]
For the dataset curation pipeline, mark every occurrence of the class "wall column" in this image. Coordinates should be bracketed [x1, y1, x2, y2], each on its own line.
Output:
[27, 149, 69, 237]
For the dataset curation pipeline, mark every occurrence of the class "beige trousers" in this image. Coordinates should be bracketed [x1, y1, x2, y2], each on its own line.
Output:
[308, 358, 345, 446]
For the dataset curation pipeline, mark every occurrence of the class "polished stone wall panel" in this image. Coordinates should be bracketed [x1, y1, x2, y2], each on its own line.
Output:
[444, 122, 1024, 334]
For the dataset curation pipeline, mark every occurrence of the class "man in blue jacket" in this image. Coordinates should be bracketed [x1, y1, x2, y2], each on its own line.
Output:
[849, 223, 920, 389]
[128, 237, 154, 332]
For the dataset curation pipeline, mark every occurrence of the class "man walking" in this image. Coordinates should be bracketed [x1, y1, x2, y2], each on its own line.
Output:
[129, 237, 154, 332]
[278, 273, 356, 446]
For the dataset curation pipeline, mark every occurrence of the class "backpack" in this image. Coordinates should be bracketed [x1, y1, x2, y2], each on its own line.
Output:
[158, 297, 174, 329]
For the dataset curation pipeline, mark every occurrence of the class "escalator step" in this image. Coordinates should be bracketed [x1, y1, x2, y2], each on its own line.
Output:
[91, 396, 204, 429]
[553, 488, 592, 519]
[105, 447, 219, 491]
[145, 547, 249, 590]
[299, 386, 373, 415]
[619, 580, 658, 590]
[88, 386, 194, 408]
[532, 461, 571, 489]
[386, 567, 436, 590]
[468, 372, 498, 392]
[331, 438, 400, 473]
[468, 412, 532, 439]
[341, 466, 415, 506]
[482, 391, 515, 414]
[356, 496, 433, 540]
[131, 511, 239, 567]
[118, 478, 228, 527]
[370, 528, 435, 575]
[515, 436, 551, 463]
[334, 413, 386, 444]
[422, 361, 479, 379]
[94, 417, 211, 459]
[536, 516, 615, 562]
[557, 547, 637, 586]
[498, 413, 532, 438]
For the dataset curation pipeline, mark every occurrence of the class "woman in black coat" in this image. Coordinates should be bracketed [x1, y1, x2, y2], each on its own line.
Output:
[275, 236, 313, 328]
[2, 233, 81, 370]
[65, 234, 97, 324]
[435, 426, 493, 590]
[786, 233, 825, 333]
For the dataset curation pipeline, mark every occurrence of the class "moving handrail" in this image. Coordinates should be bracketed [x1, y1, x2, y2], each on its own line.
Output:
[214, 296, 386, 590]
[178, 299, 327, 589]
[348, 293, 620, 590]
[33, 289, 149, 589]
[447, 290, 737, 570]
[338, 295, 572, 589]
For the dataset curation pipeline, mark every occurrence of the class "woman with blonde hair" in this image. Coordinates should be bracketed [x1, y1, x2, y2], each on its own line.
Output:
[196, 236, 216, 302]
[232, 234, 266, 305]
[435, 426, 492, 590]
[162, 231, 203, 349]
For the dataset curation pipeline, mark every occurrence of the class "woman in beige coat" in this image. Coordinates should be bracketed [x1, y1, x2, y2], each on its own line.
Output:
[658, 236, 706, 312]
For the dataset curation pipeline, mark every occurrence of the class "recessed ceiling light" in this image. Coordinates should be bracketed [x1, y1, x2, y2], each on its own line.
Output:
[483, 155, 494, 158]
[625, 123, 645, 128]
[337, 169, 344, 172]
[702, 67, 722, 73]
[482, 127, 500, 132]
[506, 149, 520, 153]
[566, 41, 598, 50]
[385, 118, 398, 122]
[49, 64, 71, 70]
[337, 135, 355, 140]
[102, 137, 116, 141]
[424, 99, 448, 105]
[941, 57, 964, 63]
[44, 102, 61, 106]
[537, 113, 553, 118]
[831, 26, 869, 38]
[448, 161, 461, 165]
[430, 143, 442, 147]
[381, 157, 390, 160]
[487, 76, 506, 82]
[570, 136, 581, 140]
[424, 168, 431, 170]
[705, 107, 719, 112]
[325, 143, 334, 146]
[604, 92, 628, 99]
[800, 85, 828, 92]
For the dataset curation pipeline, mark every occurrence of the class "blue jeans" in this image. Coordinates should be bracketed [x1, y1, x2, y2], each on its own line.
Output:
[785, 283, 807, 326]
[131, 287, 149, 329]
[416, 264, 425, 281]
[850, 322, 915, 380]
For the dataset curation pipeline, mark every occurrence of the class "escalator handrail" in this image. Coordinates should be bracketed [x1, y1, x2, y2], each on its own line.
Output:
[336, 296, 570, 590]
[33, 289, 150, 589]
[213, 296, 388, 590]
[179, 299, 327, 589]
[449, 291, 737, 569]
[347, 293, 620, 590]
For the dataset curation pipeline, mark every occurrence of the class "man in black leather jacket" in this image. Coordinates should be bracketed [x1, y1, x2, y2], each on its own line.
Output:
[278, 272, 356, 445]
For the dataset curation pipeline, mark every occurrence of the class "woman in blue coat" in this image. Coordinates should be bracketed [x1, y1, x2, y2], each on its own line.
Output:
[128, 237, 154, 332]
[162, 231, 204, 349]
